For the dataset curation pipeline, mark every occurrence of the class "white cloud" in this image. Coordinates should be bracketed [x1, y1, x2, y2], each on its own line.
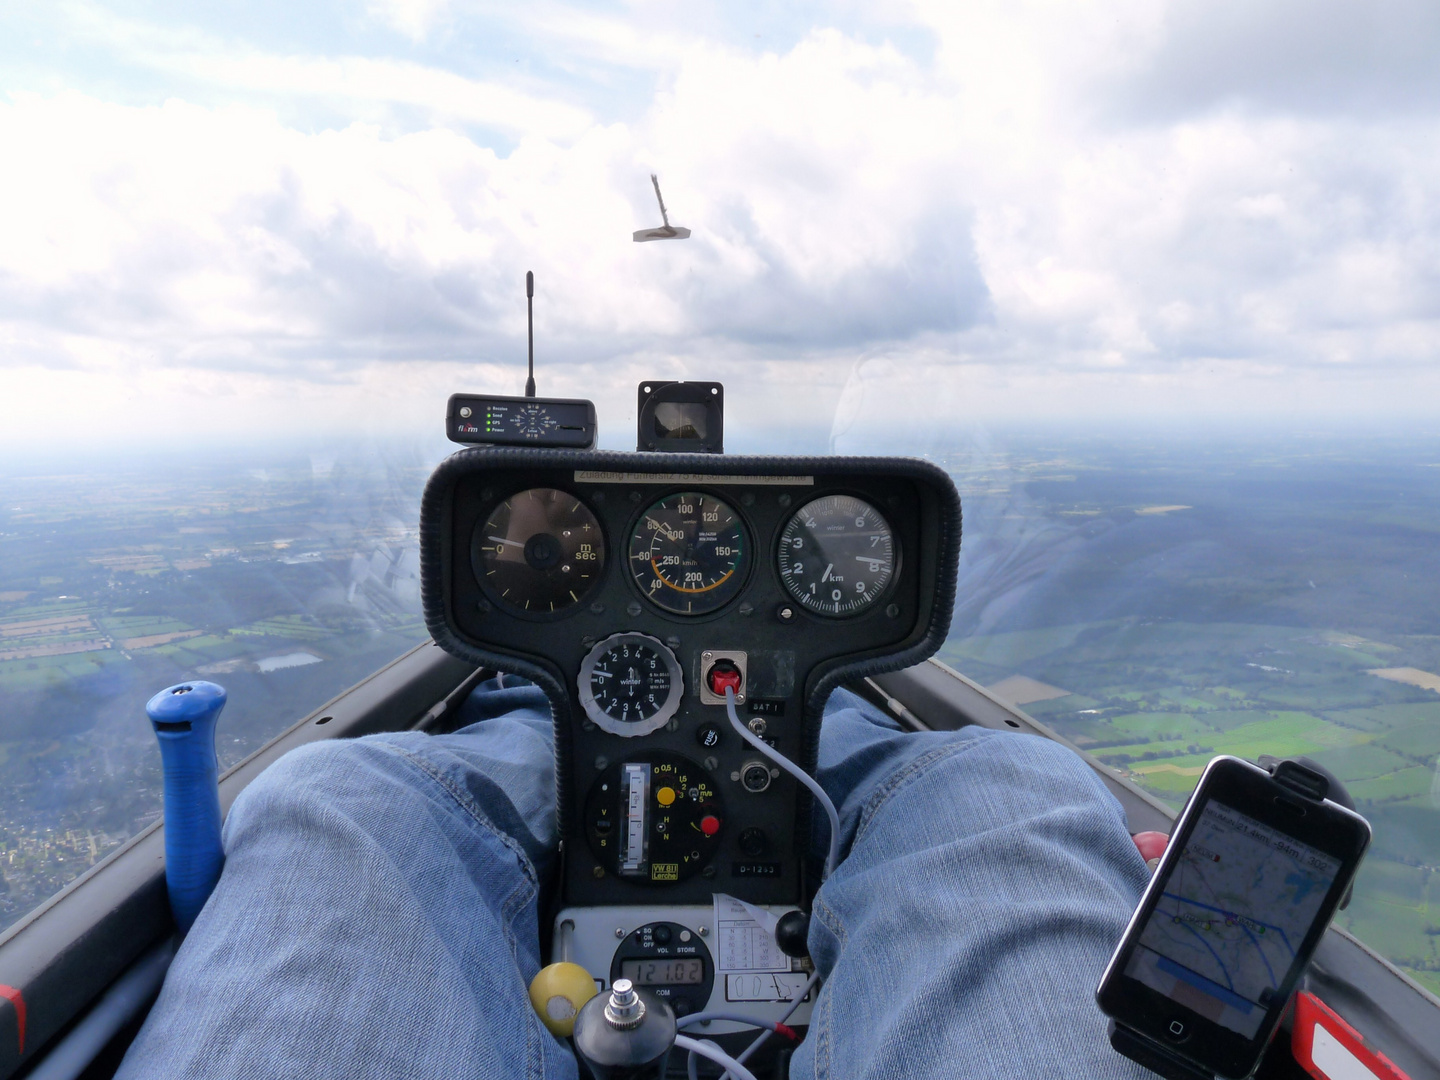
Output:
[2, 1, 1439, 450]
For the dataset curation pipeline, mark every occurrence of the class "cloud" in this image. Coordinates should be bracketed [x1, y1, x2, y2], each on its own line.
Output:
[1, 1, 1439, 451]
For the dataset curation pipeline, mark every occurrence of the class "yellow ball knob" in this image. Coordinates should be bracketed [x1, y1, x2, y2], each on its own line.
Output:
[528, 962, 598, 1038]
[656, 786, 677, 806]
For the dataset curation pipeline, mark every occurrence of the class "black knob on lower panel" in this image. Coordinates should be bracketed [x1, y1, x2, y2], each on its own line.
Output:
[775, 910, 811, 959]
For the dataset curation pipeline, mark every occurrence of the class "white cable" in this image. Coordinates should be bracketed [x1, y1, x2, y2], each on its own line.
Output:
[674, 1035, 760, 1080]
[731, 968, 822, 1071]
[724, 687, 842, 879]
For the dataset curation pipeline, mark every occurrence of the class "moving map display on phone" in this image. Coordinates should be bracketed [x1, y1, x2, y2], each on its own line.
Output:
[1124, 800, 1342, 1037]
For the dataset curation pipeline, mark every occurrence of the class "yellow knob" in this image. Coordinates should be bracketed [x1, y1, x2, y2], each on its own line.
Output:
[656, 786, 677, 806]
[528, 962, 598, 1038]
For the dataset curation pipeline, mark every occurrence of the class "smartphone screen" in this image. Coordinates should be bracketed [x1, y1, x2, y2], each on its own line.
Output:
[1098, 756, 1370, 1078]
[1124, 799, 1341, 1038]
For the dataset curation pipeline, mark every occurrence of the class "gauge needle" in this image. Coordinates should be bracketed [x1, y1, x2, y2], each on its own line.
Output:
[821, 563, 834, 582]
[487, 535, 526, 548]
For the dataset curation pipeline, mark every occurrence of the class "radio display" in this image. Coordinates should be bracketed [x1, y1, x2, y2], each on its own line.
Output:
[619, 958, 705, 986]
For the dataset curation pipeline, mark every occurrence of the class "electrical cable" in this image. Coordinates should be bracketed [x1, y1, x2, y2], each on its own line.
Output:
[727, 969, 822, 1075]
[674, 1035, 760, 1080]
[723, 687, 841, 879]
[676, 1012, 796, 1034]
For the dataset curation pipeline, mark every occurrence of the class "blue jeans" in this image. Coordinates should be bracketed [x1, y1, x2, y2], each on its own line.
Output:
[118, 680, 1152, 1079]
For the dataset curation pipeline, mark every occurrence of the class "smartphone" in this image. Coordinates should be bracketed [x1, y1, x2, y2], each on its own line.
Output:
[1096, 756, 1371, 1079]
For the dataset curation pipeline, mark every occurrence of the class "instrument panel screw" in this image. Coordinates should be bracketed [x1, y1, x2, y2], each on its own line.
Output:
[593, 866, 605, 878]
[738, 601, 754, 616]
[776, 604, 795, 623]
[778, 494, 792, 508]
[740, 492, 755, 506]
[666, 635, 681, 649]
[629, 490, 642, 502]
[885, 603, 900, 618]
[627, 601, 642, 617]
[704, 755, 719, 771]
[698, 925, 708, 936]
[589, 602, 605, 615]
[615, 926, 626, 938]
[702, 866, 716, 879]
[594, 756, 608, 770]
[477, 599, 492, 614]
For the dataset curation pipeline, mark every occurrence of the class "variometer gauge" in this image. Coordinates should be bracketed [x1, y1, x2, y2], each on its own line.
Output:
[472, 488, 605, 615]
[777, 494, 897, 617]
[629, 492, 748, 615]
[584, 752, 723, 883]
[578, 632, 684, 737]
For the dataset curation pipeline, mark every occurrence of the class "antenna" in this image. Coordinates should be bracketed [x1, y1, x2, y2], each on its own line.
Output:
[651, 174, 670, 228]
[525, 270, 536, 398]
[633, 175, 690, 241]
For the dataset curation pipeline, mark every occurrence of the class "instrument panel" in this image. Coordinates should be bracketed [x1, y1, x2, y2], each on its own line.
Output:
[420, 450, 961, 909]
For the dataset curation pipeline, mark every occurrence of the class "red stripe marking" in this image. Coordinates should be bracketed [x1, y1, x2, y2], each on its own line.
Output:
[776, 1022, 798, 1041]
[0, 985, 25, 1056]
[1293, 990, 1410, 1080]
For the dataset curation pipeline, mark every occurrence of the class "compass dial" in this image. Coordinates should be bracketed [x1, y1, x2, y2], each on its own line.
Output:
[513, 403, 559, 439]
[628, 492, 748, 615]
[472, 488, 605, 614]
[777, 494, 897, 617]
[578, 632, 684, 737]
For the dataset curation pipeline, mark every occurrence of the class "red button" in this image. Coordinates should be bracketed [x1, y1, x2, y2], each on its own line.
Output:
[700, 815, 721, 836]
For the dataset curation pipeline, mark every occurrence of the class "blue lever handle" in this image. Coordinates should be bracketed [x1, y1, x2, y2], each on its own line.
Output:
[147, 681, 227, 933]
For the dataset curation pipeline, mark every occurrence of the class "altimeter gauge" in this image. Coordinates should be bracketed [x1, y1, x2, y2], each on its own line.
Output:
[472, 488, 605, 615]
[628, 492, 748, 615]
[777, 494, 897, 617]
[578, 632, 684, 737]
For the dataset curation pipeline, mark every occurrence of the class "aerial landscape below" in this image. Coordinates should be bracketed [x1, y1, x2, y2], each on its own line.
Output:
[0, 429, 1436, 998]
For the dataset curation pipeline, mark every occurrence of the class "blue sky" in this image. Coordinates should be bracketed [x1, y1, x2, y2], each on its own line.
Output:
[1, 0, 1438, 452]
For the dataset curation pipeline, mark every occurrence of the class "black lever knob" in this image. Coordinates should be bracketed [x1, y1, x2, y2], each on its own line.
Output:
[775, 910, 811, 959]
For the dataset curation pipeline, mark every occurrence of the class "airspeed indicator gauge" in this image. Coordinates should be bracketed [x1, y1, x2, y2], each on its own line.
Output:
[578, 632, 684, 737]
[778, 494, 897, 617]
[629, 492, 748, 615]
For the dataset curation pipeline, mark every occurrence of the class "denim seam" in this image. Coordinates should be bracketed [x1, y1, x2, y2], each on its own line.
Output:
[810, 896, 847, 1079]
[383, 743, 549, 1080]
[848, 739, 976, 852]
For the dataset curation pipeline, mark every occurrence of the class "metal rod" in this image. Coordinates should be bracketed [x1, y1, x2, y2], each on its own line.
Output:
[525, 270, 536, 398]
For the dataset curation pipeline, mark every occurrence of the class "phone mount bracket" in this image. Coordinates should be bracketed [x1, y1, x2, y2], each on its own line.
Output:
[1259, 757, 1330, 802]
[1108, 1020, 1216, 1080]
[1108, 756, 1366, 1080]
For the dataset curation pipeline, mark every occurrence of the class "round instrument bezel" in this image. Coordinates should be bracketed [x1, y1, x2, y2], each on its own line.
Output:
[774, 491, 902, 619]
[577, 631, 685, 737]
[471, 485, 609, 621]
[624, 489, 753, 618]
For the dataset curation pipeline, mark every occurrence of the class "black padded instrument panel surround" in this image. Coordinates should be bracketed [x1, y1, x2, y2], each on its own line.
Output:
[419, 449, 962, 907]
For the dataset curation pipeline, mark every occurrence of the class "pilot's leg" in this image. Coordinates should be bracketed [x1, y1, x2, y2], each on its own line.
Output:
[789, 688, 1152, 1080]
[117, 677, 577, 1080]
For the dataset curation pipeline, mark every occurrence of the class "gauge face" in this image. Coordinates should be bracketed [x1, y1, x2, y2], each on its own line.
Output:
[584, 753, 724, 883]
[629, 492, 748, 615]
[777, 494, 898, 617]
[472, 488, 605, 614]
[578, 632, 684, 737]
